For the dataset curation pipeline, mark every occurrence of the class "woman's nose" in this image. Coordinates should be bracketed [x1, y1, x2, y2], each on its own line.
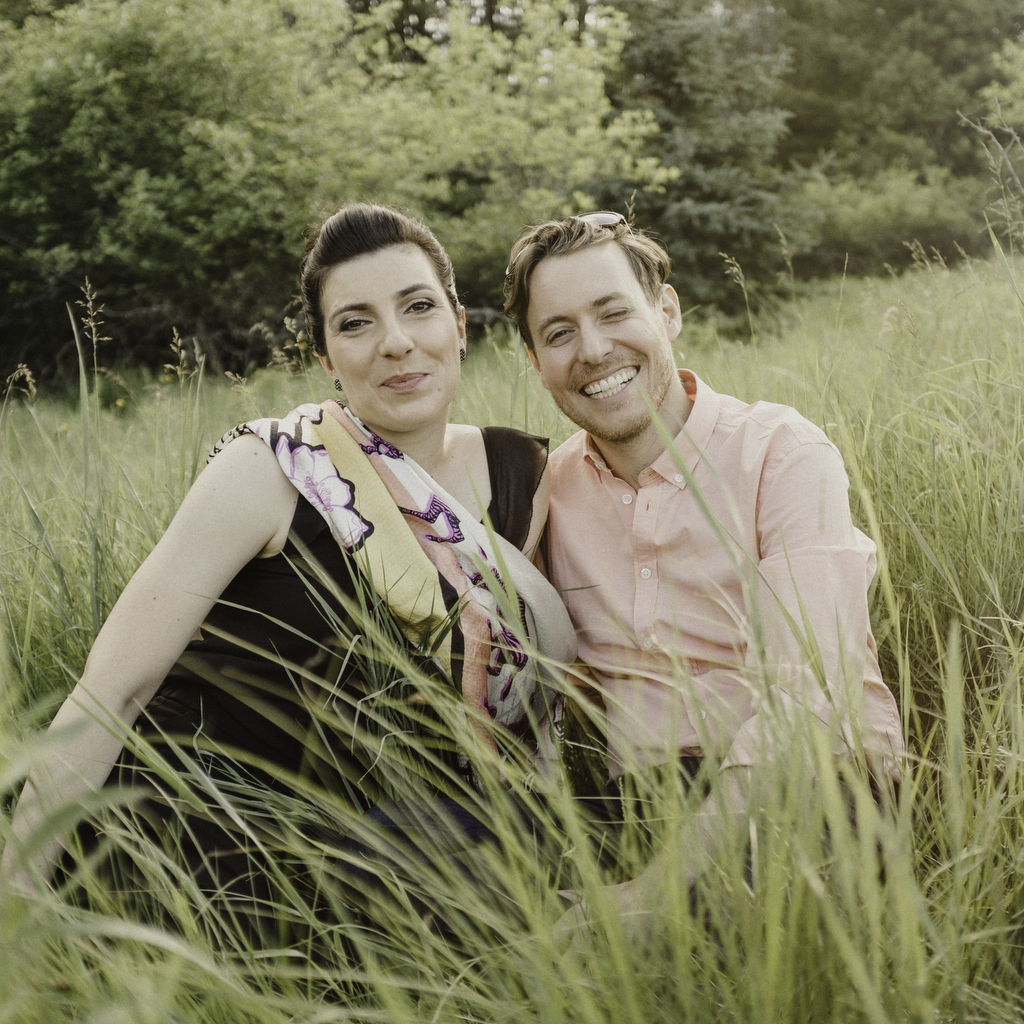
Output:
[379, 317, 414, 357]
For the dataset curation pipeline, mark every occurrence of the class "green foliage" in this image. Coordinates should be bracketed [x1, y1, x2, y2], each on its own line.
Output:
[0, 0, 342, 377]
[316, 1, 666, 311]
[756, 0, 1019, 277]
[964, 41, 1024, 255]
[776, 0, 1024, 178]
[0, 0, 660, 379]
[786, 166, 990, 277]
[599, 0, 801, 311]
[1, 0, 1015, 366]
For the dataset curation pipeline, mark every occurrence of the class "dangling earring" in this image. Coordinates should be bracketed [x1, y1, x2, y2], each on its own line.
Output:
[459, 348, 467, 363]
[334, 378, 342, 392]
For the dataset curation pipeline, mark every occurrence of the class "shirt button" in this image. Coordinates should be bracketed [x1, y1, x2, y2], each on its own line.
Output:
[674, 473, 684, 483]
[642, 636, 656, 650]
[640, 567, 652, 579]
[621, 493, 633, 505]
[700, 710, 707, 720]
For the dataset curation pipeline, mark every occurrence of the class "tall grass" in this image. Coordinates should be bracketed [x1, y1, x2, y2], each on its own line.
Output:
[2, 253, 1024, 1021]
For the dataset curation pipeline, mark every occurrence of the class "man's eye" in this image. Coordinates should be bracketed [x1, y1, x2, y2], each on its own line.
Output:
[546, 327, 572, 346]
[603, 308, 629, 321]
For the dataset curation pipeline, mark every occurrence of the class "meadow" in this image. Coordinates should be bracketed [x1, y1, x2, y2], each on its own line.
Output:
[2, 250, 1024, 1022]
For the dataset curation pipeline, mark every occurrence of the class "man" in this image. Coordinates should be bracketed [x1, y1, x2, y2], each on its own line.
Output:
[503, 212, 903, 943]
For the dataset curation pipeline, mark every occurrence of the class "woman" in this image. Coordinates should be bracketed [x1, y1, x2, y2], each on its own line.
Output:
[3, 203, 574, 906]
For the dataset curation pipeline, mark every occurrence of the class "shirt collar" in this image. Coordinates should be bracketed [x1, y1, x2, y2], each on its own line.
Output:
[650, 370, 720, 484]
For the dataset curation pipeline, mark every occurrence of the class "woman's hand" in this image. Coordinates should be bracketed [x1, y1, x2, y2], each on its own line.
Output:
[553, 871, 663, 958]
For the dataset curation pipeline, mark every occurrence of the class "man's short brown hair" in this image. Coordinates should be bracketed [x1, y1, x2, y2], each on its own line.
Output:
[503, 217, 672, 350]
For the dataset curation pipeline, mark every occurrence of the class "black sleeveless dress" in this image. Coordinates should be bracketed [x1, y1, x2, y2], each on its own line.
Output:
[99, 427, 548, 899]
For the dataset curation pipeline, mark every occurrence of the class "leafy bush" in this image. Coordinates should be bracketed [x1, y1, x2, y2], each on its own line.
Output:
[0, 0, 341, 377]
[0, 0, 662, 380]
[787, 167, 991, 278]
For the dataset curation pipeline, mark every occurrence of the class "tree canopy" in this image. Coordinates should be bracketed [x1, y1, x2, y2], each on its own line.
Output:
[0, 0, 659, 376]
[776, 0, 1024, 177]
[600, 0, 796, 308]
[0, 0, 1020, 376]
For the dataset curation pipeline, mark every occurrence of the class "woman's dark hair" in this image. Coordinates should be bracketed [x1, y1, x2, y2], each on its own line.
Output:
[300, 203, 460, 356]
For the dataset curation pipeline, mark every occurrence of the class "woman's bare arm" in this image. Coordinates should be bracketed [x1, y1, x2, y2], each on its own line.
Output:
[2, 434, 298, 889]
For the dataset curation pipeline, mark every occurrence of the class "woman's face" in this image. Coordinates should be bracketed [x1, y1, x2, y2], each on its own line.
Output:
[318, 244, 465, 443]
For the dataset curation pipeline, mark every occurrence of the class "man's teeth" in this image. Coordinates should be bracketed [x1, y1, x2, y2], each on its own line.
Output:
[583, 368, 638, 398]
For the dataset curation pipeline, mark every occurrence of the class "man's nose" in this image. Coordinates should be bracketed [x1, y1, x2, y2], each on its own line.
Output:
[577, 322, 613, 363]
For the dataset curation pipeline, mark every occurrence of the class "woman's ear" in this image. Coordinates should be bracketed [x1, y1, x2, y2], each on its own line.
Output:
[457, 305, 468, 358]
[317, 351, 334, 378]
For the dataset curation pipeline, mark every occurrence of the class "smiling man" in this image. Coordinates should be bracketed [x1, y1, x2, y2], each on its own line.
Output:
[503, 213, 904, 946]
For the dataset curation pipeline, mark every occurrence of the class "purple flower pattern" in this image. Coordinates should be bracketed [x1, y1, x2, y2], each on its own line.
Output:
[360, 432, 404, 459]
[399, 494, 464, 543]
[247, 406, 373, 551]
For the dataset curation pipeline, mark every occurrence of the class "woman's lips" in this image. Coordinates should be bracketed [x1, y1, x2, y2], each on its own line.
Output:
[381, 373, 427, 393]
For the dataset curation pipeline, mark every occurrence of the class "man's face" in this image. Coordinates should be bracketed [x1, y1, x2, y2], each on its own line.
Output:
[525, 242, 682, 445]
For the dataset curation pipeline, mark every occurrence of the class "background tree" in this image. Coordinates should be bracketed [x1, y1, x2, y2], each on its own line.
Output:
[777, 0, 1023, 177]
[773, 0, 1024, 275]
[597, 0, 799, 312]
[962, 38, 1024, 253]
[0, 0, 339, 376]
[328, 1, 666, 311]
[0, 0, 659, 378]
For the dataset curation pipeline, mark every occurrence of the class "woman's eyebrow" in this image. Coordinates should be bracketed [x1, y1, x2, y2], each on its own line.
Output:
[329, 282, 438, 321]
[326, 301, 370, 327]
[395, 282, 437, 300]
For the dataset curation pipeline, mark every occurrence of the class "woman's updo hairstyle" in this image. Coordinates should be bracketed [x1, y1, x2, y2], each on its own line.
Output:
[300, 202, 460, 356]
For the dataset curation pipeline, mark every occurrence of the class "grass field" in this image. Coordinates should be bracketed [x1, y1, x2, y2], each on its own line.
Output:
[2, 250, 1024, 1022]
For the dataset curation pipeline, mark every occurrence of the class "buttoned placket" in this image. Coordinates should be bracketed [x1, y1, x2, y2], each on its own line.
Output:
[632, 466, 663, 653]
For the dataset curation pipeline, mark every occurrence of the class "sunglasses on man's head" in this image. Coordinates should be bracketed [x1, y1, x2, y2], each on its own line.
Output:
[505, 211, 630, 277]
[576, 210, 629, 229]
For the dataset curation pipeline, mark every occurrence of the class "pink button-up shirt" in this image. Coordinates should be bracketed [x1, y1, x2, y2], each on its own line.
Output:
[546, 371, 903, 778]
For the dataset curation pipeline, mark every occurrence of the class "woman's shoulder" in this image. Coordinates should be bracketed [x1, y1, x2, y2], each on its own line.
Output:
[200, 419, 305, 558]
[208, 403, 326, 463]
[478, 426, 549, 551]
[480, 425, 549, 464]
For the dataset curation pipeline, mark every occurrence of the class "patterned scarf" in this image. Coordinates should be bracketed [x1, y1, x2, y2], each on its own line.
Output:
[212, 401, 572, 773]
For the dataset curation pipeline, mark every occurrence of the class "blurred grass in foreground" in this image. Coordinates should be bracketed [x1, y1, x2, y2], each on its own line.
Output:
[2, 253, 1024, 1020]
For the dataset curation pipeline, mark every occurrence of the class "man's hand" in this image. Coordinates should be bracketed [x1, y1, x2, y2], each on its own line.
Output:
[551, 766, 754, 957]
[553, 873, 663, 957]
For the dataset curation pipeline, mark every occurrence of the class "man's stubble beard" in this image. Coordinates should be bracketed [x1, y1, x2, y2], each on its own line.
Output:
[557, 350, 678, 447]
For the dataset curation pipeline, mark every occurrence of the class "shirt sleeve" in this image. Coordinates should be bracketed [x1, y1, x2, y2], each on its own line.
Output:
[721, 438, 900, 777]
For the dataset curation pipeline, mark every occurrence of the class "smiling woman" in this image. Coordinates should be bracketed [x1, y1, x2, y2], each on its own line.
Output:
[2, 203, 575, 924]
[316, 246, 469, 487]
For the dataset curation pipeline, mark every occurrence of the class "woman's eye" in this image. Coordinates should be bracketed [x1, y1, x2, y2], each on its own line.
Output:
[407, 298, 436, 314]
[338, 316, 370, 333]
